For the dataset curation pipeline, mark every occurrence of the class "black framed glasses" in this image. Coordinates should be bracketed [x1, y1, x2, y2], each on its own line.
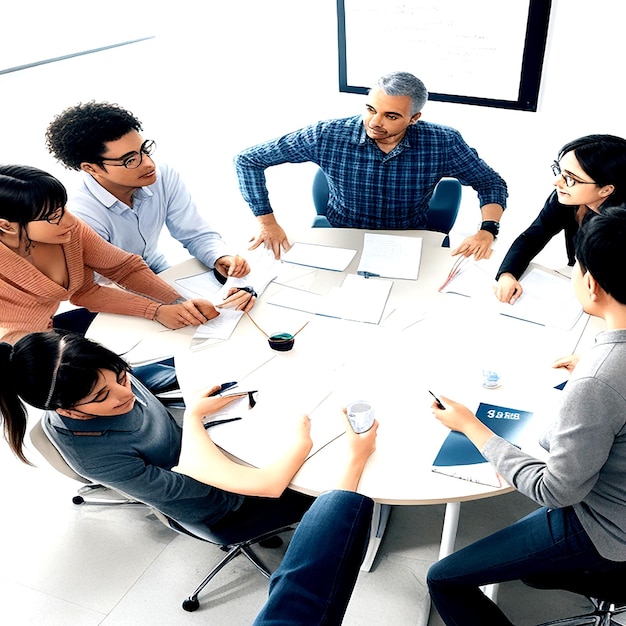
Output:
[35, 206, 65, 225]
[551, 160, 596, 188]
[100, 139, 156, 169]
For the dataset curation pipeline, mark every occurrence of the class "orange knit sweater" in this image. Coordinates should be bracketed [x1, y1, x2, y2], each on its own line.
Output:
[0, 219, 181, 343]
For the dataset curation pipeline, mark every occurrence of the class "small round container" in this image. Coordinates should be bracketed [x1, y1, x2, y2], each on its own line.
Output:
[268, 332, 295, 352]
[346, 400, 375, 433]
[482, 369, 501, 389]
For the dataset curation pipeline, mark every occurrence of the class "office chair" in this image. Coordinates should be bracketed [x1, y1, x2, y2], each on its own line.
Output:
[311, 168, 462, 245]
[528, 569, 626, 626]
[29, 417, 295, 612]
[151, 509, 294, 612]
[29, 418, 139, 506]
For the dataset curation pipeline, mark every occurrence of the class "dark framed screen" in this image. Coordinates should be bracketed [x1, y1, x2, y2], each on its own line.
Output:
[337, 0, 552, 112]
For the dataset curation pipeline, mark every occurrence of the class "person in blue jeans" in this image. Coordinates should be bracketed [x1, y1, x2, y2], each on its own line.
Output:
[427, 205, 626, 625]
[253, 410, 378, 625]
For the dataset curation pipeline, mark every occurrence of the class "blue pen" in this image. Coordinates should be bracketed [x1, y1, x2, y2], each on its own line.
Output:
[357, 271, 380, 279]
[209, 381, 238, 397]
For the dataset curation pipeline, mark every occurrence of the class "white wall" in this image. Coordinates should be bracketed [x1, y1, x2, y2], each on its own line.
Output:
[1, 0, 625, 265]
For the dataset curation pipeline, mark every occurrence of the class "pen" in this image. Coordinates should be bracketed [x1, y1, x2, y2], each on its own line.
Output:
[438, 257, 469, 292]
[204, 417, 242, 429]
[357, 271, 380, 279]
[428, 390, 446, 410]
[209, 382, 238, 397]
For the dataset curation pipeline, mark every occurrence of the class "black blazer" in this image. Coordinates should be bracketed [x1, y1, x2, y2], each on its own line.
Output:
[496, 190, 581, 280]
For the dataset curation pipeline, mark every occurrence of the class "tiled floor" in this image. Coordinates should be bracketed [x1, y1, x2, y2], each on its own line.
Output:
[2, 425, 619, 626]
[2, 4, 624, 625]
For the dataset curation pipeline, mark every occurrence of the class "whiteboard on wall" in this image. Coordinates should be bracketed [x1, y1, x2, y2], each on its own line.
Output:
[337, 0, 552, 111]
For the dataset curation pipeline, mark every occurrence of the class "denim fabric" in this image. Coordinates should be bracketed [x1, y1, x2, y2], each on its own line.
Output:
[427, 506, 622, 626]
[254, 490, 374, 625]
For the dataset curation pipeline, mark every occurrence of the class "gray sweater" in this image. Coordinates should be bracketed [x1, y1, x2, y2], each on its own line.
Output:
[482, 329, 626, 560]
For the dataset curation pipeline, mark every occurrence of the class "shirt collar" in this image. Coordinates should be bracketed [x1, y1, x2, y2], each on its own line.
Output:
[353, 115, 414, 151]
[82, 172, 153, 212]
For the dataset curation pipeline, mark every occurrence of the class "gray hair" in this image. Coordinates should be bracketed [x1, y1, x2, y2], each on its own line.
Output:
[376, 72, 428, 116]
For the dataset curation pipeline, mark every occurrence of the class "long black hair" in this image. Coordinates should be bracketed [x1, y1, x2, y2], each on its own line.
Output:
[0, 331, 129, 463]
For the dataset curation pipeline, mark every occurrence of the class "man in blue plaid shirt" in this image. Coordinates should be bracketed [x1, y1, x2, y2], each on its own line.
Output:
[235, 71, 507, 261]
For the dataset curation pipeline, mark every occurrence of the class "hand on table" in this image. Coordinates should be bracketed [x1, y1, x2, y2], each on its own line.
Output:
[494, 273, 523, 304]
[218, 287, 256, 312]
[155, 299, 219, 329]
[215, 255, 251, 278]
[249, 215, 291, 259]
[451, 230, 493, 261]
[552, 353, 580, 372]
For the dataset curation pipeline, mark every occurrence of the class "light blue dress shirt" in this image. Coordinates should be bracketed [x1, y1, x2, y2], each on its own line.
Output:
[70, 163, 231, 273]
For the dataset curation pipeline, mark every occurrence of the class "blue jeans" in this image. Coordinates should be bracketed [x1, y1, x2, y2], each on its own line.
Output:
[427, 506, 624, 626]
[132, 358, 178, 395]
[254, 490, 374, 625]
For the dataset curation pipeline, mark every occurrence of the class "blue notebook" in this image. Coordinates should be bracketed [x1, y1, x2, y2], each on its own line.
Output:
[433, 403, 533, 466]
[432, 403, 533, 487]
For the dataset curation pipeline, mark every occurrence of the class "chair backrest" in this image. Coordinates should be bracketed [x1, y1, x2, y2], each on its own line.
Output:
[30, 418, 91, 484]
[311, 168, 462, 234]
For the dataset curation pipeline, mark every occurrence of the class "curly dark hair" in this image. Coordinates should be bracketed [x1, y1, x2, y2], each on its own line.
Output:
[45, 101, 143, 170]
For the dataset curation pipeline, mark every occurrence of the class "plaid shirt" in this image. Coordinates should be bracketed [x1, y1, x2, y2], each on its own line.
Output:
[235, 115, 507, 229]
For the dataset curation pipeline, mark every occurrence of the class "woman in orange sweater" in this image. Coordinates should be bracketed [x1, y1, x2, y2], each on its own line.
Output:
[0, 165, 254, 389]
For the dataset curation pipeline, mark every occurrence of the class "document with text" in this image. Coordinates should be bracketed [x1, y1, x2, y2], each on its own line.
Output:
[357, 233, 422, 280]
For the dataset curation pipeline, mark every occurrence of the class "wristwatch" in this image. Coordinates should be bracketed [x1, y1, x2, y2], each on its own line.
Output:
[479, 220, 500, 238]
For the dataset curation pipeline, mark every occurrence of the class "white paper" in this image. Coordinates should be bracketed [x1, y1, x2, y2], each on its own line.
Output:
[499, 268, 583, 330]
[439, 259, 495, 297]
[190, 307, 244, 344]
[267, 274, 393, 324]
[357, 233, 422, 280]
[175, 254, 278, 302]
[281, 242, 357, 271]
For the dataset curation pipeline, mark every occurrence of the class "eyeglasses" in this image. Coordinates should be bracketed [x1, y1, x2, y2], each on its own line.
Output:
[100, 139, 156, 169]
[35, 206, 65, 225]
[551, 161, 596, 188]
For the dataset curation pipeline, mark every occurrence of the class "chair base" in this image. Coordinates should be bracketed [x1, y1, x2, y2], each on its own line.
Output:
[72, 483, 141, 507]
[181, 533, 282, 612]
[536, 598, 626, 626]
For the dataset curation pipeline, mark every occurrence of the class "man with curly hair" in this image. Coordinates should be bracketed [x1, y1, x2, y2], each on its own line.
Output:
[46, 101, 251, 280]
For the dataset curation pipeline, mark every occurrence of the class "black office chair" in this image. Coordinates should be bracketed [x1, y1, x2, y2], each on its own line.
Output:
[526, 569, 626, 626]
[311, 168, 462, 245]
[29, 416, 295, 612]
[151, 509, 293, 612]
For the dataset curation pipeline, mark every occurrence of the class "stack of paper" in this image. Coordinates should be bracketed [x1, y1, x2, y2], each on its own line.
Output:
[267, 274, 393, 324]
[499, 267, 582, 330]
[281, 242, 357, 271]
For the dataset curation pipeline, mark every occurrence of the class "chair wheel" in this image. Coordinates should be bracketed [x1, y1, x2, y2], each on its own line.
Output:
[72, 495, 85, 505]
[182, 598, 199, 612]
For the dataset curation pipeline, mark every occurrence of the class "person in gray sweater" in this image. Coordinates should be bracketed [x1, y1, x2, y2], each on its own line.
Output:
[427, 205, 626, 625]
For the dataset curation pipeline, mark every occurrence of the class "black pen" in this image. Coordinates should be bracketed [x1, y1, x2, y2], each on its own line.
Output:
[209, 382, 238, 397]
[428, 390, 446, 410]
[204, 417, 242, 429]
